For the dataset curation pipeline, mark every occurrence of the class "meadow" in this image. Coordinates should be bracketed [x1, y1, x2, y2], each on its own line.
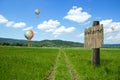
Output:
[0, 47, 58, 80]
[0, 47, 119, 80]
[65, 48, 120, 80]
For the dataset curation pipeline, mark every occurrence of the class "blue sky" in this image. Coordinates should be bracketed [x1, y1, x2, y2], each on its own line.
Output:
[0, 0, 120, 44]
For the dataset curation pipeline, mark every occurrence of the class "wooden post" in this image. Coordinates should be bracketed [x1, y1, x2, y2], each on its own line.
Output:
[92, 48, 100, 65]
[92, 21, 100, 66]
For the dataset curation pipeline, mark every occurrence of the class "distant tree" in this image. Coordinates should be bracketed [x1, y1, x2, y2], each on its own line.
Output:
[2, 42, 10, 46]
[15, 43, 23, 46]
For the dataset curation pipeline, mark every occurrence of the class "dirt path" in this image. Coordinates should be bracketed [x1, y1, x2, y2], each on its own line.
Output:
[63, 50, 80, 80]
[45, 49, 61, 80]
[45, 48, 80, 80]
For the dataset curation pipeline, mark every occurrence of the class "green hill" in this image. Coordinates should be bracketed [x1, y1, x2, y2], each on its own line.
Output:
[0, 38, 83, 47]
[39, 40, 83, 47]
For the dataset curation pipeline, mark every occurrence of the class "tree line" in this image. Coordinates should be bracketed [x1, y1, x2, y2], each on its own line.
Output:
[0, 42, 27, 46]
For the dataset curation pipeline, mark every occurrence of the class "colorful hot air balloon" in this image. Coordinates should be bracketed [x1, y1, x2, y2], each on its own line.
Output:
[111, 26, 115, 31]
[24, 30, 34, 40]
[35, 9, 40, 17]
[24, 30, 34, 46]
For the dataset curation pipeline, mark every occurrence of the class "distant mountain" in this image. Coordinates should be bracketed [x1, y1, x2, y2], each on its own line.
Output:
[0, 38, 83, 47]
[1, 37, 119, 47]
[39, 40, 83, 47]
[102, 44, 120, 48]
[0, 38, 27, 43]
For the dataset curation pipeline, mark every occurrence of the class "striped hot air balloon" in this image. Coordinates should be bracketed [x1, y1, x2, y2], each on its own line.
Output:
[24, 30, 34, 41]
[24, 30, 34, 47]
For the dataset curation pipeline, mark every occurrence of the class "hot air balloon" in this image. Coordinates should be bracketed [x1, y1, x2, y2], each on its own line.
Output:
[24, 30, 34, 47]
[111, 26, 115, 31]
[35, 9, 40, 17]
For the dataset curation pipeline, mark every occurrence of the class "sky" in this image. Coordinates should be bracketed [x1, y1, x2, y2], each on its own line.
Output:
[0, 0, 120, 44]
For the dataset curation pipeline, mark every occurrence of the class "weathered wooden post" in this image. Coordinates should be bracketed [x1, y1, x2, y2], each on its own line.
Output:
[92, 47, 100, 65]
[84, 21, 104, 66]
[92, 21, 100, 65]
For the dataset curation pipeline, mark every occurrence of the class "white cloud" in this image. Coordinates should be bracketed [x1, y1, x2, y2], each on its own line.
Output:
[100, 19, 112, 29]
[53, 26, 75, 37]
[0, 15, 8, 24]
[100, 19, 120, 34]
[37, 19, 76, 37]
[6, 21, 26, 28]
[77, 33, 84, 37]
[64, 6, 91, 23]
[37, 19, 60, 32]
[100, 19, 120, 44]
[6, 21, 15, 27]
[107, 33, 120, 42]
[0, 14, 26, 28]
[107, 36, 113, 40]
[23, 26, 33, 31]
[13, 22, 26, 28]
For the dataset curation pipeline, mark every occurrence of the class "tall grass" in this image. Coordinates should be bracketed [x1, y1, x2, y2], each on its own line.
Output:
[0, 47, 58, 80]
[0, 47, 120, 80]
[65, 48, 120, 80]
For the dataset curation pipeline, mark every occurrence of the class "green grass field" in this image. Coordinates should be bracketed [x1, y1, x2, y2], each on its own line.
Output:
[0, 47, 58, 80]
[0, 47, 119, 80]
[65, 48, 120, 80]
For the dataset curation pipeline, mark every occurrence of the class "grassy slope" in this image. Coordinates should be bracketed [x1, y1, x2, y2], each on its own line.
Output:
[65, 48, 120, 80]
[0, 47, 58, 80]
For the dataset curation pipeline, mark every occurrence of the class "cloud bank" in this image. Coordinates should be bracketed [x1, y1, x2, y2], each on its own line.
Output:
[100, 19, 120, 43]
[0, 14, 26, 28]
[64, 6, 91, 23]
[37, 19, 75, 37]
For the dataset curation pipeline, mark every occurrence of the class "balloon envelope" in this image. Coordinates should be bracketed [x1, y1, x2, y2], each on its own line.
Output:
[111, 26, 115, 31]
[35, 9, 40, 15]
[24, 30, 34, 40]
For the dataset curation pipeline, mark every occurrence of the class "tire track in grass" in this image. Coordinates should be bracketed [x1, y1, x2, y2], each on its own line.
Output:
[55, 49, 72, 80]
[45, 48, 80, 80]
[45, 49, 61, 80]
[63, 49, 80, 80]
